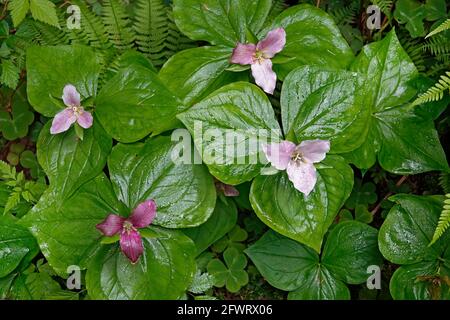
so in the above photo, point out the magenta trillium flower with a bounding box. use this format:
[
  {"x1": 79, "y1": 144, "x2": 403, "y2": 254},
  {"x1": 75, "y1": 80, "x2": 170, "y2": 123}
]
[
  {"x1": 230, "y1": 28, "x2": 286, "y2": 94},
  {"x1": 96, "y1": 200, "x2": 157, "y2": 264},
  {"x1": 263, "y1": 140, "x2": 331, "y2": 196},
  {"x1": 50, "y1": 84, "x2": 93, "y2": 134},
  {"x1": 215, "y1": 180, "x2": 240, "y2": 197}
]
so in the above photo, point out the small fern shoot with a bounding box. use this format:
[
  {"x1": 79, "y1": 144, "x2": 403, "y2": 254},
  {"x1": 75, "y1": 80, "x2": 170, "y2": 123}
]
[
  {"x1": 426, "y1": 19, "x2": 450, "y2": 39},
  {"x1": 430, "y1": 194, "x2": 450, "y2": 246},
  {"x1": 412, "y1": 71, "x2": 450, "y2": 106}
]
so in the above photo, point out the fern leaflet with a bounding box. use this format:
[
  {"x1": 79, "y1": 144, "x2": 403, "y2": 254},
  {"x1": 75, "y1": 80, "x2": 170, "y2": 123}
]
[
  {"x1": 412, "y1": 71, "x2": 450, "y2": 105},
  {"x1": 426, "y1": 18, "x2": 450, "y2": 39},
  {"x1": 430, "y1": 194, "x2": 450, "y2": 245},
  {"x1": 102, "y1": 0, "x2": 135, "y2": 50}
]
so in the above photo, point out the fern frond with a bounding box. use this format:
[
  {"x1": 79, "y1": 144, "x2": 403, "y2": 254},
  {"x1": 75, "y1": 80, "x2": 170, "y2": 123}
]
[
  {"x1": 426, "y1": 19, "x2": 450, "y2": 39},
  {"x1": 422, "y1": 35, "x2": 450, "y2": 57},
  {"x1": 440, "y1": 173, "x2": 450, "y2": 194},
  {"x1": 133, "y1": 0, "x2": 168, "y2": 67},
  {"x1": 412, "y1": 71, "x2": 450, "y2": 105},
  {"x1": 399, "y1": 37, "x2": 426, "y2": 73},
  {"x1": 430, "y1": 194, "x2": 450, "y2": 245},
  {"x1": 25, "y1": 20, "x2": 68, "y2": 46},
  {"x1": 371, "y1": 0, "x2": 394, "y2": 17},
  {"x1": 330, "y1": 2, "x2": 359, "y2": 25},
  {"x1": 67, "y1": 1, "x2": 111, "y2": 51},
  {"x1": 265, "y1": 0, "x2": 288, "y2": 25},
  {"x1": 426, "y1": 62, "x2": 449, "y2": 77},
  {"x1": 102, "y1": 0, "x2": 135, "y2": 50},
  {"x1": 164, "y1": 7, "x2": 195, "y2": 62}
]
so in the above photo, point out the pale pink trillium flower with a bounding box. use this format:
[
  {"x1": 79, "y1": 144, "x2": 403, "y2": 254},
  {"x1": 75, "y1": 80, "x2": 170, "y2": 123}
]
[
  {"x1": 215, "y1": 179, "x2": 240, "y2": 197},
  {"x1": 50, "y1": 84, "x2": 93, "y2": 134},
  {"x1": 230, "y1": 28, "x2": 286, "y2": 94},
  {"x1": 96, "y1": 200, "x2": 157, "y2": 264},
  {"x1": 263, "y1": 140, "x2": 331, "y2": 196}
]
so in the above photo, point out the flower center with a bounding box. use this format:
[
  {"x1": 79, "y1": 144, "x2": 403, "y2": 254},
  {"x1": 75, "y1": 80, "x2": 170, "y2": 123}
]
[
  {"x1": 290, "y1": 148, "x2": 305, "y2": 164},
  {"x1": 254, "y1": 50, "x2": 266, "y2": 63},
  {"x1": 72, "y1": 106, "x2": 83, "y2": 117},
  {"x1": 122, "y1": 221, "x2": 135, "y2": 234}
]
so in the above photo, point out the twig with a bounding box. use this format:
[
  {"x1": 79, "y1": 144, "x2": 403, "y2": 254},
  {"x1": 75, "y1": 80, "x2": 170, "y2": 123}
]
[
  {"x1": 0, "y1": 0, "x2": 9, "y2": 21},
  {"x1": 316, "y1": 0, "x2": 321, "y2": 8},
  {"x1": 371, "y1": 175, "x2": 408, "y2": 215}
]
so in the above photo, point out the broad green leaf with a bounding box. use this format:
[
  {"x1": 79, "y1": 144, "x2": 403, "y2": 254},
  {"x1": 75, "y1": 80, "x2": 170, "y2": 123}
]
[
  {"x1": 20, "y1": 174, "x2": 124, "y2": 276},
  {"x1": 344, "y1": 30, "x2": 448, "y2": 173},
  {"x1": 37, "y1": 121, "x2": 112, "y2": 200},
  {"x1": 394, "y1": 0, "x2": 426, "y2": 38},
  {"x1": 379, "y1": 194, "x2": 448, "y2": 265},
  {"x1": 173, "y1": 0, "x2": 272, "y2": 47},
  {"x1": 0, "y1": 93, "x2": 34, "y2": 140},
  {"x1": 184, "y1": 199, "x2": 238, "y2": 255},
  {"x1": 108, "y1": 136, "x2": 216, "y2": 228},
  {"x1": 159, "y1": 46, "x2": 245, "y2": 106},
  {"x1": 322, "y1": 221, "x2": 382, "y2": 284},
  {"x1": 178, "y1": 82, "x2": 282, "y2": 185},
  {"x1": 0, "y1": 273, "x2": 16, "y2": 299},
  {"x1": 246, "y1": 230, "x2": 351, "y2": 300},
  {"x1": 245, "y1": 230, "x2": 319, "y2": 291},
  {"x1": 281, "y1": 66, "x2": 368, "y2": 153},
  {"x1": 351, "y1": 29, "x2": 418, "y2": 112},
  {"x1": 389, "y1": 261, "x2": 450, "y2": 300},
  {"x1": 262, "y1": 4, "x2": 354, "y2": 79},
  {"x1": 250, "y1": 155, "x2": 353, "y2": 252},
  {"x1": 0, "y1": 59, "x2": 20, "y2": 88},
  {"x1": 376, "y1": 106, "x2": 448, "y2": 174},
  {"x1": 8, "y1": 0, "x2": 29, "y2": 27},
  {"x1": 287, "y1": 267, "x2": 350, "y2": 300},
  {"x1": 27, "y1": 45, "x2": 102, "y2": 116},
  {"x1": 96, "y1": 65, "x2": 185, "y2": 143},
  {"x1": 0, "y1": 216, "x2": 39, "y2": 278},
  {"x1": 424, "y1": 0, "x2": 447, "y2": 21},
  {"x1": 29, "y1": 0, "x2": 59, "y2": 28},
  {"x1": 86, "y1": 227, "x2": 196, "y2": 300},
  {"x1": 207, "y1": 247, "x2": 248, "y2": 293},
  {"x1": 10, "y1": 272, "x2": 78, "y2": 300}
]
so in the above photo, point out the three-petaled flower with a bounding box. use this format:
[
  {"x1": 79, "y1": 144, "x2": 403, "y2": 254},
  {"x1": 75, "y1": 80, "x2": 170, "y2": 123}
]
[
  {"x1": 263, "y1": 140, "x2": 330, "y2": 196},
  {"x1": 50, "y1": 84, "x2": 93, "y2": 134},
  {"x1": 96, "y1": 200, "x2": 157, "y2": 264},
  {"x1": 230, "y1": 28, "x2": 286, "y2": 94}
]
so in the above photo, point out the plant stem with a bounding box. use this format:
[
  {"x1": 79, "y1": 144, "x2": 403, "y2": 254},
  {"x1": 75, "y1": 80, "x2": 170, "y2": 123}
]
[{"x1": 371, "y1": 175, "x2": 408, "y2": 215}]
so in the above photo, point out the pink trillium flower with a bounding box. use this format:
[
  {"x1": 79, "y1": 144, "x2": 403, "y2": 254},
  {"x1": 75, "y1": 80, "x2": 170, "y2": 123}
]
[
  {"x1": 263, "y1": 140, "x2": 331, "y2": 196},
  {"x1": 50, "y1": 84, "x2": 93, "y2": 134},
  {"x1": 96, "y1": 200, "x2": 157, "y2": 264},
  {"x1": 230, "y1": 28, "x2": 286, "y2": 94},
  {"x1": 215, "y1": 180, "x2": 240, "y2": 197}
]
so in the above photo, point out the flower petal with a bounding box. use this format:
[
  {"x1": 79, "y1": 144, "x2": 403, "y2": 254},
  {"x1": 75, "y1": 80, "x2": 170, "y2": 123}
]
[
  {"x1": 120, "y1": 229, "x2": 144, "y2": 264},
  {"x1": 263, "y1": 140, "x2": 296, "y2": 170},
  {"x1": 223, "y1": 184, "x2": 240, "y2": 197},
  {"x1": 299, "y1": 140, "x2": 330, "y2": 163},
  {"x1": 77, "y1": 109, "x2": 94, "y2": 129},
  {"x1": 286, "y1": 161, "x2": 317, "y2": 196},
  {"x1": 129, "y1": 200, "x2": 157, "y2": 228},
  {"x1": 251, "y1": 59, "x2": 277, "y2": 94},
  {"x1": 50, "y1": 108, "x2": 77, "y2": 134},
  {"x1": 96, "y1": 214, "x2": 125, "y2": 236},
  {"x1": 257, "y1": 28, "x2": 286, "y2": 58},
  {"x1": 230, "y1": 43, "x2": 256, "y2": 65},
  {"x1": 62, "y1": 84, "x2": 81, "y2": 107},
  {"x1": 215, "y1": 181, "x2": 240, "y2": 197}
]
